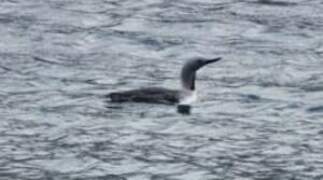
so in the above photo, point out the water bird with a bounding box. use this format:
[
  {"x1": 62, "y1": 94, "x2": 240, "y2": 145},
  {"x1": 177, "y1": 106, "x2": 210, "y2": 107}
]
[{"x1": 106, "y1": 57, "x2": 222, "y2": 106}]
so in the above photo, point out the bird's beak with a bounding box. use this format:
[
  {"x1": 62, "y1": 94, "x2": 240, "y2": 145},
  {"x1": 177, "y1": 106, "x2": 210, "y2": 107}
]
[{"x1": 204, "y1": 57, "x2": 222, "y2": 65}]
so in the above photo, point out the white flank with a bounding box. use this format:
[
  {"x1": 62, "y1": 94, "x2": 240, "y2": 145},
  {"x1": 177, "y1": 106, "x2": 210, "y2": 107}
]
[{"x1": 179, "y1": 90, "x2": 197, "y2": 105}]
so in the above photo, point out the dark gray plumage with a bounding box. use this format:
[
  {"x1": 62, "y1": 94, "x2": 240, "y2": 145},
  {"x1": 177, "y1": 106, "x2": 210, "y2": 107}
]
[
  {"x1": 108, "y1": 87, "x2": 180, "y2": 105},
  {"x1": 107, "y1": 57, "x2": 222, "y2": 105}
]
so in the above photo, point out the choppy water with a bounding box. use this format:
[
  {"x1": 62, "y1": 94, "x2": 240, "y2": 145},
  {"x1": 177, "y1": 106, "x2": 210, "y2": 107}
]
[{"x1": 1, "y1": 0, "x2": 323, "y2": 179}]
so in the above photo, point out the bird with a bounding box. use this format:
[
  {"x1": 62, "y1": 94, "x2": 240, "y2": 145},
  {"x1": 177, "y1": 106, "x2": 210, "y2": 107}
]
[{"x1": 106, "y1": 57, "x2": 222, "y2": 105}]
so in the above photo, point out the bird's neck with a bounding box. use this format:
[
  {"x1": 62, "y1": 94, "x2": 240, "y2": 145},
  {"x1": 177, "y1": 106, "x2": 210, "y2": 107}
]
[
  {"x1": 180, "y1": 72, "x2": 197, "y2": 105},
  {"x1": 181, "y1": 72, "x2": 196, "y2": 91}
]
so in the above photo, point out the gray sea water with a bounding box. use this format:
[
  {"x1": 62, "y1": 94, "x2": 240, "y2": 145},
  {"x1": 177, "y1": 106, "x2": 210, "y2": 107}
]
[{"x1": 1, "y1": 0, "x2": 323, "y2": 179}]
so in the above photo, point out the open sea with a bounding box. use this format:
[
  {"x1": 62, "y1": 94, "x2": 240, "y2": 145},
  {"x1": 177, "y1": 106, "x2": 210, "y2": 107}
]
[{"x1": 1, "y1": 0, "x2": 323, "y2": 179}]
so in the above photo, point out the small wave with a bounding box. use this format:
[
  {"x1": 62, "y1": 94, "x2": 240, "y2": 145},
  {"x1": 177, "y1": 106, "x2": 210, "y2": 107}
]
[
  {"x1": 255, "y1": 0, "x2": 297, "y2": 6},
  {"x1": 307, "y1": 106, "x2": 323, "y2": 113}
]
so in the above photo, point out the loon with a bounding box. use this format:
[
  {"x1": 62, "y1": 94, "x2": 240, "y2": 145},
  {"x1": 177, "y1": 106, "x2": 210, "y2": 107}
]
[{"x1": 107, "y1": 57, "x2": 222, "y2": 105}]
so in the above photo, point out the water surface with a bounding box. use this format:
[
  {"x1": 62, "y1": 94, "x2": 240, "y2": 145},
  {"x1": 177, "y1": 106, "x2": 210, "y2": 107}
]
[{"x1": 1, "y1": 0, "x2": 323, "y2": 179}]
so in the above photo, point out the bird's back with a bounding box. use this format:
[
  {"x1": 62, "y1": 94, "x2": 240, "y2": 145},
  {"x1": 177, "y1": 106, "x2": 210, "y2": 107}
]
[{"x1": 107, "y1": 87, "x2": 180, "y2": 105}]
